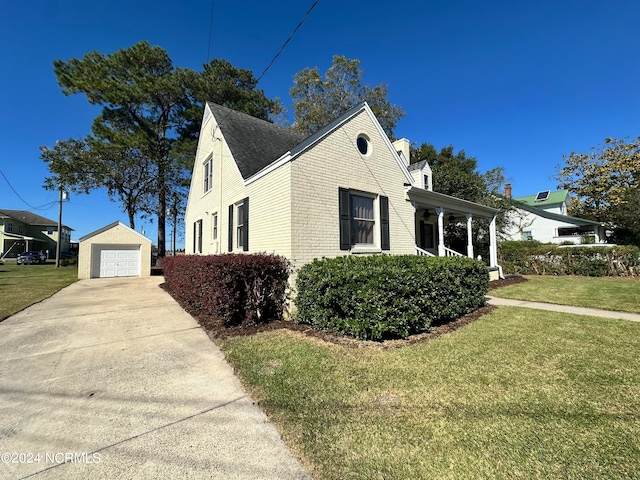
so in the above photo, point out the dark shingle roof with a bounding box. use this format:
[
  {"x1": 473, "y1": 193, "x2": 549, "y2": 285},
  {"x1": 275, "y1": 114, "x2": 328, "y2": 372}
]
[
  {"x1": 0, "y1": 210, "x2": 60, "y2": 227},
  {"x1": 407, "y1": 160, "x2": 429, "y2": 171},
  {"x1": 208, "y1": 103, "x2": 307, "y2": 179}
]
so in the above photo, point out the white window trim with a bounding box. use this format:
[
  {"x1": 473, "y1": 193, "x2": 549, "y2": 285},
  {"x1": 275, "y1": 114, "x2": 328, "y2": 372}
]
[
  {"x1": 211, "y1": 212, "x2": 218, "y2": 241},
  {"x1": 236, "y1": 201, "x2": 245, "y2": 250},
  {"x1": 194, "y1": 219, "x2": 203, "y2": 254},
  {"x1": 350, "y1": 191, "x2": 379, "y2": 250},
  {"x1": 203, "y1": 157, "x2": 213, "y2": 194}
]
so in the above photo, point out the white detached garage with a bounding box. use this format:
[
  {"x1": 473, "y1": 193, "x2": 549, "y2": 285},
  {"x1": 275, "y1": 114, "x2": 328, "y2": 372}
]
[{"x1": 78, "y1": 221, "x2": 152, "y2": 279}]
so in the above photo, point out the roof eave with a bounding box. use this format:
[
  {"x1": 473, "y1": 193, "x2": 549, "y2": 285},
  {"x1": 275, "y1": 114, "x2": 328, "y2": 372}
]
[{"x1": 407, "y1": 187, "x2": 499, "y2": 217}]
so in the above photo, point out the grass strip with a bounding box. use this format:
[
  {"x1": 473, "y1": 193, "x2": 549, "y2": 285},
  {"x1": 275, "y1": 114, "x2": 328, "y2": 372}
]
[
  {"x1": 490, "y1": 275, "x2": 640, "y2": 313},
  {"x1": 0, "y1": 263, "x2": 78, "y2": 320}
]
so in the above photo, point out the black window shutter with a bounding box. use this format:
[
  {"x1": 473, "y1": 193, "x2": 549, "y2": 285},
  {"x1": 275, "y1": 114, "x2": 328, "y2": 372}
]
[
  {"x1": 228, "y1": 204, "x2": 234, "y2": 252},
  {"x1": 339, "y1": 187, "x2": 351, "y2": 250},
  {"x1": 380, "y1": 195, "x2": 390, "y2": 250},
  {"x1": 242, "y1": 197, "x2": 249, "y2": 252}
]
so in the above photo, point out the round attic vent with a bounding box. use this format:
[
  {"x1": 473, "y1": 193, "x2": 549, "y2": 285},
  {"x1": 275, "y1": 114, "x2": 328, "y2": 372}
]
[{"x1": 357, "y1": 135, "x2": 370, "y2": 156}]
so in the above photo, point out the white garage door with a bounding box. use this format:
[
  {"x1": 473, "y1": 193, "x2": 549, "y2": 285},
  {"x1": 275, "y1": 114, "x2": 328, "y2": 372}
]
[{"x1": 98, "y1": 246, "x2": 141, "y2": 278}]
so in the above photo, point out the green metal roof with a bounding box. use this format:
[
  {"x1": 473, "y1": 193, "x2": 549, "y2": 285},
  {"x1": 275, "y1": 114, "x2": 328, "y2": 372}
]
[{"x1": 513, "y1": 189, "x2": 569, "y2": 207}]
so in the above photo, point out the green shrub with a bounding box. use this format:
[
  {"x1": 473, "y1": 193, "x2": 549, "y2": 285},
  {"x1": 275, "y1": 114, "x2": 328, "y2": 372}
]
[
  {"x1": 498, "y1": 241, "x2": 640, "y2": 277},
  {"x1": 581, "y1": 234, "x2": 596, "y2": 244},
  {"x1": 294, "y1": 255, "x2": 488, "y2": 341}
]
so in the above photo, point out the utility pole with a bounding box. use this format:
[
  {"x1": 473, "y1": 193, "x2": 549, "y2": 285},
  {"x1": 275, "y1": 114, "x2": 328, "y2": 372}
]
[
  {"x1": 55, "y1": 188, "x2": 68, "y2": 268},
  {"x1": 55, "y1": 188, "x2": 63, "y2": 268}
]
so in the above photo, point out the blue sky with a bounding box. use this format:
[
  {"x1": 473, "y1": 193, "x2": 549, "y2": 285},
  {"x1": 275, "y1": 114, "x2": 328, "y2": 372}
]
[{"x1": 2, "y1": 0, "x2": 639, "y2": 247}]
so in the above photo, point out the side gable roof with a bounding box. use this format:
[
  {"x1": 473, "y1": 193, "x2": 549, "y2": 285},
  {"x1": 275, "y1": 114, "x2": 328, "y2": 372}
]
[
  {"x1": 0, "y1": 209, "x2": 73, "y2": 230},
  {"x1": 207, "y1": 103, "x2": 307, "y2": 179},
  {"x1": 278, "y1": 102, "x2": 414, "y2": 184},
  {"x1": 207, "y1": 101, "x2": 415, "y2": 186},
  {"x1": 514, "y1": 190, "x2": 569, "y2": 207}
]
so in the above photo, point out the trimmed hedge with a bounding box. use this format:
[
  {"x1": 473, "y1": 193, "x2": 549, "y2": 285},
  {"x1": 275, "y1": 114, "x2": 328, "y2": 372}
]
[
  {"x1": 499, "y1": 241, "x2": 640, "y2": 277},
  {"x1": 163, "y1": 254, "x2": 291, "y2": 327},
  {"x1": 294, "y1": 255, "x2": 489, "y2": 341}
]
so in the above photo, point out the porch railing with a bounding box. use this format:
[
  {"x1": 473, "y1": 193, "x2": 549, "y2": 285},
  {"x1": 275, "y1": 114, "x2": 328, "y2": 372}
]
[
  {"x1": 443, "y1": 247, "x2": 465, "y2": 257},
  {"x1": 415, "y1": 246, "x2": 435, "y2": 257}
]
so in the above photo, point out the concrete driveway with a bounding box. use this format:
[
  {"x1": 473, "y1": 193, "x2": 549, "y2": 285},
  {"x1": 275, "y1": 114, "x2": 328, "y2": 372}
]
[{"x1": 0, "y1": 277, "x2": 311, "y2": 479}]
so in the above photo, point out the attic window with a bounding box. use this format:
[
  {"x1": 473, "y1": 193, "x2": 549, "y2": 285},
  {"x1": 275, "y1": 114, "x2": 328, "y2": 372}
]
[
  {"x1": 535, "y1": 191, "x2": 550, "y2": 202},
  {"x1": 356, "y1": 135, "x2": 370, "y2": 156}
]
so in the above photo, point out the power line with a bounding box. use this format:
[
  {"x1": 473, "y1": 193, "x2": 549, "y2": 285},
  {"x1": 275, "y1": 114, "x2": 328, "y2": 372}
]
[
  {"x1": 211, "y1": 0, "x2": 320, "y2": 132},
  {"x1": 0, "y1": 169, "x2": 42, "y2": 210},
  {"x1": 255, "y1": 0, "x2": 320, "y2": 84}
]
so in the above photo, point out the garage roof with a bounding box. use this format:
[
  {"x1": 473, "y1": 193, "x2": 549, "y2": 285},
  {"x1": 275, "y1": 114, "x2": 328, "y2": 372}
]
[{"x1": 79, "y1": 221, "x2": 151, "y2": 243}]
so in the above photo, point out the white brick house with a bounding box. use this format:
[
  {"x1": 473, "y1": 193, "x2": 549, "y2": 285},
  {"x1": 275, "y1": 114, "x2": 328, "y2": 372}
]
[
  {"x1": 184, "y1": 102, "x2": 502, "y2": 278},
  {"x1": 503, "y1": 188, "x2": 606, "y2": 244}
]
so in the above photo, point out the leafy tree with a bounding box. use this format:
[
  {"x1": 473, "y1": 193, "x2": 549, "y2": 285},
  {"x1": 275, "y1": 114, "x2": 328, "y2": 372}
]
[
  {"x1": 290, "y1": 55, "x2": 405, "y2": 139},
  {"x1": 555, "y1": 136, "x2": 640, "y2": 245},
  {"x1": 46, "y1": 41, "x2": 281, "y2": 259},
  {"x1": 411, "y1": 143, "x2": 485, "y2": 201},
  {"x1": 41, "y1": 139, "x2": 156, "y2": 229}
]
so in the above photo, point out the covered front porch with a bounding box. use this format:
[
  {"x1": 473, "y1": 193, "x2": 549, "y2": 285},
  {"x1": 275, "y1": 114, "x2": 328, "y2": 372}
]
[
  {"x1": 1, "y1": 233, "x2": 47, "y2": 259},
  {"x1": 407, "y1": 187, "x2": 503, "y2": 279}
]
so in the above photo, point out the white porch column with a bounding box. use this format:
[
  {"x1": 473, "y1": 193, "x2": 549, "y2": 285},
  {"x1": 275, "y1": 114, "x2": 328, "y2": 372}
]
[
  {"x1": 489, "y1": 214, "x2": 498, "y2": 267},
  {"x1": 436, "y1": 207, "x2": 445, "y2": 257},
  {"x1": 466, "y1": 213, "x2": 474, "y2": 259}
]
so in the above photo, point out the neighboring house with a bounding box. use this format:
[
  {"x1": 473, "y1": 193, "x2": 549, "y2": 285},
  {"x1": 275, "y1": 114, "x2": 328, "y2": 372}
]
[
  {"x1": 0, "y1": 210, "x2": 73, "y2": 259},
  {"x1": 503, "y1": 187, "x2": 606, "y2": 244},
  {"x1": 184, "y1": 102, "x2": 502, "y2": 279}
]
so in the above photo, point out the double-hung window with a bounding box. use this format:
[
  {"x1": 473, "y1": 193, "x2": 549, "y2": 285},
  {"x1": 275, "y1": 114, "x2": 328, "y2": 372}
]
[
  {"x1": 228, "y1": 197, "x2": 249, "y2": 252},
  {"x1": 339, "y1": 188, "x2": 390, "y2": 251},
  {"x1": 203, "y1": 158, "x2": 213, "y2": 193},
  {"x1": 211, "y1": 213, "x2": 218, "y2": 240},
  {"x1": 193, "y1": 219, "x2": 203, "y2": 253},
  {"x1": 236, "y1": 202, "x2": 246, "y2": 249},
  {"x1": 350, "y1": 194, "x2": 375, "y2": 245}
]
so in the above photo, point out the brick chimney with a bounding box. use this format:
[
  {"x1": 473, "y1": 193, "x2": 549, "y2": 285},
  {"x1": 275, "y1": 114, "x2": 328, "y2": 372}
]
[{"x1": 505, "y1": 183, "x2": 512, "y2": 198}]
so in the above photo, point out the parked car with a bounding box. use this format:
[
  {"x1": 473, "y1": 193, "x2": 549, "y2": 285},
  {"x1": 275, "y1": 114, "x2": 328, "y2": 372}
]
[{"x1": 17, "y1": 251, "x2": 46, "y2": 265}]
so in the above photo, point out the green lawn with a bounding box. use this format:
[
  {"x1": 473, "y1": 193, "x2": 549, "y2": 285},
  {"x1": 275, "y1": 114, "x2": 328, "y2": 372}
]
[
  {"x1": 221, "y1": 307, "x2": 640, "y2": 479},
  {"x1": 0, "y1": 262, "x2": 78, "y2": 320},
  {"x1": 490, "y1": 275, "x2": 640, "y2": 313}
]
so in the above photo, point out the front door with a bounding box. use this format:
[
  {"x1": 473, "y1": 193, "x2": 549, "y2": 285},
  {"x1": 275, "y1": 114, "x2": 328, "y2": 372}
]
[{"x1": 419, "y1": 221, "x2": 435, "y2": 250}]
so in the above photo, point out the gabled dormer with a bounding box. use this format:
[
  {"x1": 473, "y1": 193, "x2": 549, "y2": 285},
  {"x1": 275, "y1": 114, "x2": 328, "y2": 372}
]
[{"x1": 406, "y1": 159, "x2": 433, "y2": 191}]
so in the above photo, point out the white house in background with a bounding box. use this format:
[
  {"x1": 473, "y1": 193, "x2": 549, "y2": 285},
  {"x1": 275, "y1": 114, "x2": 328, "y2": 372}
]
[
  {"x1": 504, "y1": 187, "x2": 606, "y2": 244},
  {"x1": 184, "y1": 102, "x2": 503, "y2": 279}
]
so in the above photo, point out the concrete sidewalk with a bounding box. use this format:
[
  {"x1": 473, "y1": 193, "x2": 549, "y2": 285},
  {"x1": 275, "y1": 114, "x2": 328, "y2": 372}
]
[
  {"x1": 487, "y1": 295, "x2": 640, "y2": 322},
  {"x1": 0, "y1": 276, "x2": 311, "y2": 480}
]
